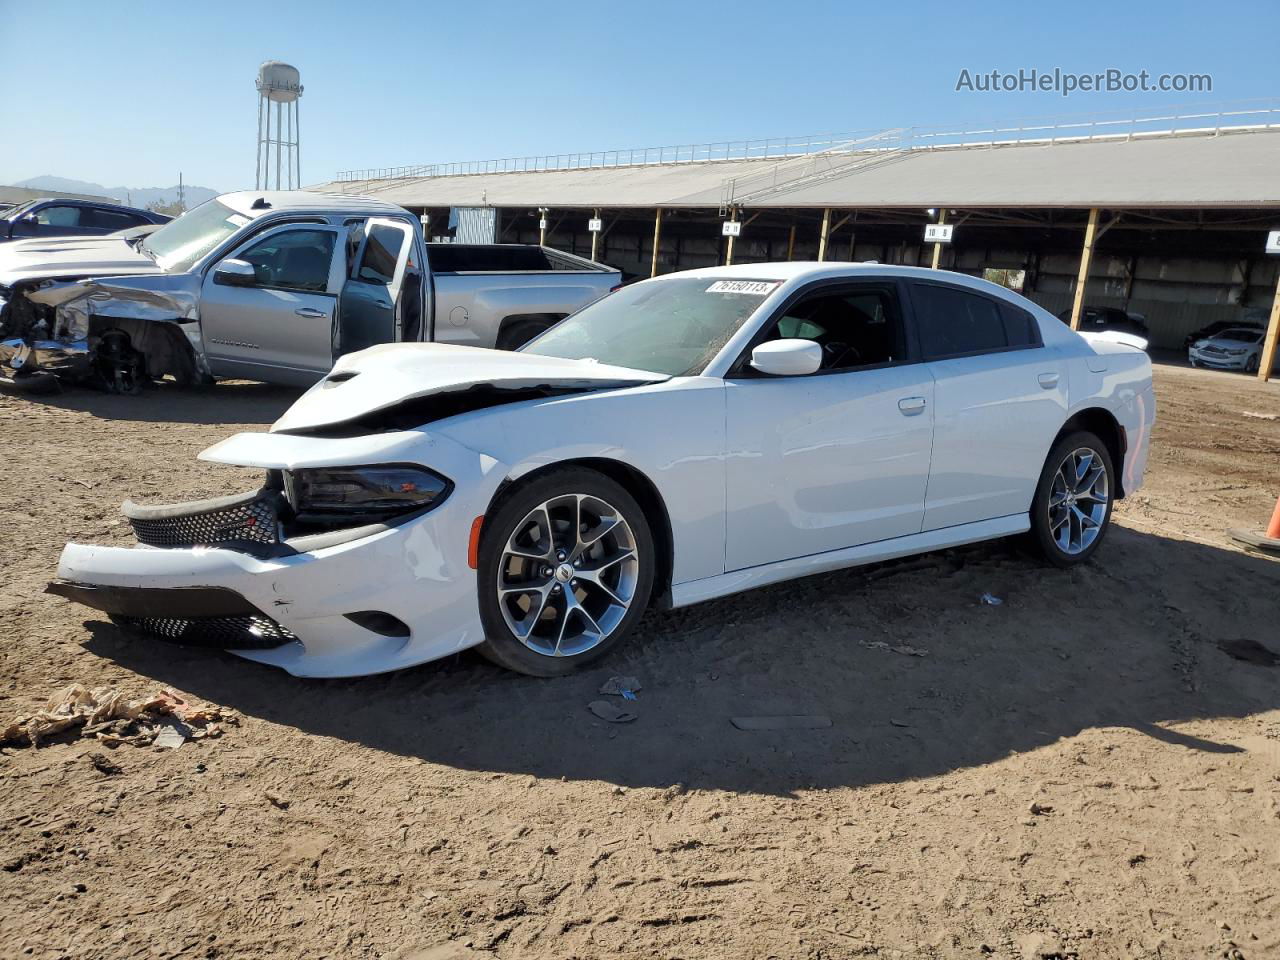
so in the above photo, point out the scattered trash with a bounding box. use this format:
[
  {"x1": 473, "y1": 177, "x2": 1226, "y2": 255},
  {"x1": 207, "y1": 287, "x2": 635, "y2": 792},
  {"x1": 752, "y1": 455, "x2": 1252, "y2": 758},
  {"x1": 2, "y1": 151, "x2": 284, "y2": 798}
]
[
  {"x1": 87, "y1": 753, "x2": 123, "y2": 776},
  {"x1": 0, "y1": 683, "x2": 237, "y2": 748},
  {"x1": 889, "y1": 718, "x2": 912, "y2": 728},
  {"x1": 152, "y1": 719, "x2": 191, "y2": 750},
  {"x1": 264, "y1": 790, "x2": 291, "y2": 810},
  {"x1": 980, "y1": 592, "x2": 1004, "y2": 606},
  {"x1": 588, "y1": 700, "x2": 637, "y2": 723},
  {"x1": 1029, "y1": 801, "x2": 1053, "y2": 816},
  {"x1": 598, "y1": 675, "x2": 642, "y2": 698},
  {"x1": 1241, "y1": 410, "x2": 1279, "y2": 421},
  {"x1": 730, "y1": 715, "x2": 832, "y2": 731},
  {"x1": 1217, "y1": 637, "x2": 1280, "y2": 667}
]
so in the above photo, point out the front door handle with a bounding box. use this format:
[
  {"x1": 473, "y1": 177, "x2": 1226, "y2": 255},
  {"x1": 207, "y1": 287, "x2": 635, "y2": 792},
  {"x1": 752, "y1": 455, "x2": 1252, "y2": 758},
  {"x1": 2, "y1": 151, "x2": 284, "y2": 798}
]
[
  {"x1": 295, "y1": 307, "x2": 326, "y2": 318},
  {"x1": 1037, "y1": 372, "x2": 1060, "y2": 389},
  {"x1": 898, "y1": 396, "x2": 927, "y2": 415}
]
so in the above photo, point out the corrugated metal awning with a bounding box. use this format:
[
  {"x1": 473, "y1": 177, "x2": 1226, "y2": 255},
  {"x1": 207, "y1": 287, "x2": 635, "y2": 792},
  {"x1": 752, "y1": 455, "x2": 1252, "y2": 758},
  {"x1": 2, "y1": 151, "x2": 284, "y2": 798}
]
[{"x1": 311, "y1": 128, "x2": 1280, "y2": 211}]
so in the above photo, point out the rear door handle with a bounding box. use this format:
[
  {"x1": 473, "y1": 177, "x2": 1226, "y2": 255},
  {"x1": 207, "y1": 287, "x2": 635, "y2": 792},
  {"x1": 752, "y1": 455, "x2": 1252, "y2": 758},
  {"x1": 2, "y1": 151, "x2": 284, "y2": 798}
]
[
  {"x1": 1037, "y1": 372, "x2": 1060, "y2": 389},
  {"x1": 295, "y1": 307, "x2": 326, "y2": 318},
  {"x1": 898, "y1": 396, "x2": 927, "y2": 415}
]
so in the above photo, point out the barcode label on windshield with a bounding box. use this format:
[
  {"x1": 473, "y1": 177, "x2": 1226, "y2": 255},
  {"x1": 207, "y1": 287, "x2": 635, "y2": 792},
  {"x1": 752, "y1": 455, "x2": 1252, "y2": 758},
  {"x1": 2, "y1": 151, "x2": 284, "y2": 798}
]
[{"x1": 706, "y1": 280, "x2": 780, "y2": 295}]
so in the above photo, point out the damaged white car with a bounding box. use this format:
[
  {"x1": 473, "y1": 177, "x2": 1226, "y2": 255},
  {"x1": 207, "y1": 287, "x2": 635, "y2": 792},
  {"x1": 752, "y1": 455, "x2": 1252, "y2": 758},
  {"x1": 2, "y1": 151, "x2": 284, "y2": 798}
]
[{"x1": 49, "y1": 264, "x2": 1155, "y2": 677}]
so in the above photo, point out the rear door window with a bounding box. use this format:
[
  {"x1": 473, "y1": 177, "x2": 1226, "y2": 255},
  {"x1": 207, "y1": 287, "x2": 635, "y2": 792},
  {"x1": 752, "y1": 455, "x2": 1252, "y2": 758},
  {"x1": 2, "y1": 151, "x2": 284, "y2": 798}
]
[
  {"x1": 87, "y1": 208, "x2": 147, "y2": 231},
  {"x1": 909, "y1": 282, "x2": 1016, "y2": 359},
  {"x1": 354, "y1": 224, "x2": 406, "y2": 284}
]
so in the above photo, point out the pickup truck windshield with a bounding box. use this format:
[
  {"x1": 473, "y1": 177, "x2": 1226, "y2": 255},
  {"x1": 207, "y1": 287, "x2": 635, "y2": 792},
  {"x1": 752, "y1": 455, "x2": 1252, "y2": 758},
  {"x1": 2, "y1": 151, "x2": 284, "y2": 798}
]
[
  {"x1": 140, "y1": 199, "x2": 250, "y2": 272},
  {"x1": 521, "y1": 277, "x2": 778, "y2": 376}
]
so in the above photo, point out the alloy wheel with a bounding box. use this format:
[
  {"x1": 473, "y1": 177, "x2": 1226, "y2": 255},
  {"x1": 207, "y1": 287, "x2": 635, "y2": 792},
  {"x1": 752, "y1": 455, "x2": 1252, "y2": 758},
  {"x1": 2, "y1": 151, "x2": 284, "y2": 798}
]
[
  {"x1": 1047, "y1": 447, "x2": 1110, "y2": 555},
  {"x1": 496, "y1": 493, "x2": 640, "y2": 657}
]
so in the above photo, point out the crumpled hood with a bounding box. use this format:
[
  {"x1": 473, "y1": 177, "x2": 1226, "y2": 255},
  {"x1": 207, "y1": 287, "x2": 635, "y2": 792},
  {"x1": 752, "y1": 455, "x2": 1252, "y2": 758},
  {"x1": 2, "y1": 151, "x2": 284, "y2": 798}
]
[
  {"x1": 270, "y1": 342, "x2": 668, "y2": 434},
  {"x1": 0, "y1": 235, "x2": 161, "y2": 285}
]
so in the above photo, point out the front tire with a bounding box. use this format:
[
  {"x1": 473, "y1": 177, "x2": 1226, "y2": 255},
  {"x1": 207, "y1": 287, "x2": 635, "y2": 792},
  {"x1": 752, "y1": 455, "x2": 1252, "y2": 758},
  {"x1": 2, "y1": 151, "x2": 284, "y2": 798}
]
[
  {"x1": 476, "y1": 468, "x2": 655, "y2": 676},
  {"x1": 1028, "y1": 431, "x2": 1115, "y2": 568}
]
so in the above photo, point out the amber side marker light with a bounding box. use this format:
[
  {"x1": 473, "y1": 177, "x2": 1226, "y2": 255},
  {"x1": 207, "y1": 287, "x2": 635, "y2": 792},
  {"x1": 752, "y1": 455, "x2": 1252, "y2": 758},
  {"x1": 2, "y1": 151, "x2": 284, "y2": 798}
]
[{"x1": 467, "y1": 516, "x2": 484, "y2": 569}]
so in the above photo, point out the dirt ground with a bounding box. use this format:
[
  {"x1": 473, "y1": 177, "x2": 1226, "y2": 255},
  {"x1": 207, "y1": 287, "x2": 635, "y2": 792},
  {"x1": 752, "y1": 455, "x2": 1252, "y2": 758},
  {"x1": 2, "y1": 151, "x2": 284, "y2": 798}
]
[{"x1": 1, "y1": 362, "x2": 1278, "y2": 960}]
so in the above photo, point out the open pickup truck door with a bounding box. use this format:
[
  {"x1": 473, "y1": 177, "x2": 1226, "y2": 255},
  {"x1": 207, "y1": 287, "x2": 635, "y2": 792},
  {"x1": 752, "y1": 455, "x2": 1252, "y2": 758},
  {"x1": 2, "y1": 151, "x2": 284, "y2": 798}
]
[{"x1": 338, "y1": 218, "x2": 422, "y2": 358}]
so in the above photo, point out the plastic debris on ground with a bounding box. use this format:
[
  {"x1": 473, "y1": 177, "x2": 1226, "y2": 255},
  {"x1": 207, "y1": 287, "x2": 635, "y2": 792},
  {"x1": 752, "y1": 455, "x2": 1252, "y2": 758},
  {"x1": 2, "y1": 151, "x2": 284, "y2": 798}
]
[
  {"x1": 860, "y1": 639, "x2": 929, "y2": 657},
  {"x1": 588, "y1": 700, "x2": 637, "y2": 723},
  {"x1": 0, "y1": 683, "x2": 237, "y2": 748},
  {"x1": 598, "y1": 675, "x2": 642, "y2": 699},
  {"x1": 980, "y1": 592, "x2": 1004, "y2": 606}
]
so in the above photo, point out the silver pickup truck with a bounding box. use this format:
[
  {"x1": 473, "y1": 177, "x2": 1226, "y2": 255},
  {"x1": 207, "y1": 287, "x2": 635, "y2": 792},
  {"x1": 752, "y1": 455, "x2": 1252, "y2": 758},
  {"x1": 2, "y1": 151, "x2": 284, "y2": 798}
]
[{"x1": 0, "y1": 191, "x2": 619, "y2": 392}]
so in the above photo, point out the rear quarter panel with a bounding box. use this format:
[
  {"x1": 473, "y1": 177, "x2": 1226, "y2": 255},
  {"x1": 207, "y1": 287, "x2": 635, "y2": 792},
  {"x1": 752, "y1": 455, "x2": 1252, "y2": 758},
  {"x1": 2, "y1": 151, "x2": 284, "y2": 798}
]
[{"x1": 1065, "y1": 343, "x2": 1155, "y2": 496}]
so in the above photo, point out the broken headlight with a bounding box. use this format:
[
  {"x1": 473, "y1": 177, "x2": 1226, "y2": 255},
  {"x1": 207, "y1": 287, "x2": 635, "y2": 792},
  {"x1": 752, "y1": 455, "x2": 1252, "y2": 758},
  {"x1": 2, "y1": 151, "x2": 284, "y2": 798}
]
[{"x1": 284, "y1": 465, "x2": 451, "y2": 524}]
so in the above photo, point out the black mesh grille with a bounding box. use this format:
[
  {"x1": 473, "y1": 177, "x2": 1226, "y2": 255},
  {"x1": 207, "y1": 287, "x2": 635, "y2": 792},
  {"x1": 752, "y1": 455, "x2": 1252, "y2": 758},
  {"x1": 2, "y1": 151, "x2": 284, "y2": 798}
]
[
  {"x1": 111, "y1": 613, "x2": 296, "y2": 650},
  {"x1": 128, "y1": 494, "x2": 280, "y2": 549}
]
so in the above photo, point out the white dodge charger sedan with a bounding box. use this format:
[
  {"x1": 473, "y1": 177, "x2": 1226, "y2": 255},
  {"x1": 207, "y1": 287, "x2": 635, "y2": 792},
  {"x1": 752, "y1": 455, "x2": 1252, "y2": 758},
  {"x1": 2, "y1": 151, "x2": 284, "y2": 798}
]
[{"x1": 50, "y1": 264, "x2": 1155, "y2": 677}]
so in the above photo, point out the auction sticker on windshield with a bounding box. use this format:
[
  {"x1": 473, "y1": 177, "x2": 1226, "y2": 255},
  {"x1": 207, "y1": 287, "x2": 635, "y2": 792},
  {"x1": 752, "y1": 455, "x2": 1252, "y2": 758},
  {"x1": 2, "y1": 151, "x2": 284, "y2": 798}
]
[{"x1": 706, "y1": 280, "x2": 781, "y2": 295}]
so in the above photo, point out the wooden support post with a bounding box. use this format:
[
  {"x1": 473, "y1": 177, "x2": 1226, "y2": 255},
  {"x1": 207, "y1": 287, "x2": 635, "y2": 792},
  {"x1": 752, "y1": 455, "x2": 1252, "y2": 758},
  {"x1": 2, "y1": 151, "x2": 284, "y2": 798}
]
[
  {"x1": 590, "y1": 208, "x2": 600, "y2": 262},
  {"x1": 786, "y1": 223, "x2": 796, "y2": 261},
  {"x1": 539, "y1": 207, "x2": 547, "y2": 246},
  {"x1": 1259, "y1": 269, "x2": 1280, "y2": 382},
  {"x1": 1069, "y1": 207, "x2": 1101, "y2": 330},
  {"x1": 817, "y1": 208, "x2": 831, "y2": 262},
  {"x1": 725, "y1": 207, "x2": 737, "y2": 266},
  {"x1": 930, "y1": 209, "x2": 947, "y2": 270},
  {"x1": 650, "y1": 208, "x2": 663, "y2": 277}
]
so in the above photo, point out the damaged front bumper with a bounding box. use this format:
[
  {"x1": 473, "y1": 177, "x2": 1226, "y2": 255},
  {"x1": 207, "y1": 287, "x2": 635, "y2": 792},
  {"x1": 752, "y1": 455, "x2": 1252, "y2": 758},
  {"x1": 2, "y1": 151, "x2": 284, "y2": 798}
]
[
  {"x1": 1, "y1": 336, "x2": 92, "y2": 379},
  {"x1": 50, "y1": 429, "x2": 507, "y2": 678}
]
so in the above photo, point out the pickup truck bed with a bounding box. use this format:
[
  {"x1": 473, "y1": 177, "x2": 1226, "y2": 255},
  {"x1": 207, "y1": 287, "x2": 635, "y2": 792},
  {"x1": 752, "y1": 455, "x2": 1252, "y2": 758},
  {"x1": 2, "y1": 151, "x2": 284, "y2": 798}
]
[{"x1": 427, "y1": 245, "x2": 618, "y2": 351}]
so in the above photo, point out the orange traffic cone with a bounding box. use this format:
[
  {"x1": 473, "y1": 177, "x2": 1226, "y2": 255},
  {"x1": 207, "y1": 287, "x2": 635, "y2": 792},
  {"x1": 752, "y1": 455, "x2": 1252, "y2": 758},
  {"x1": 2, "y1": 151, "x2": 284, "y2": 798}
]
[{"x1": 1230, "y1": 494, "x2": 1280, "y2": 553}]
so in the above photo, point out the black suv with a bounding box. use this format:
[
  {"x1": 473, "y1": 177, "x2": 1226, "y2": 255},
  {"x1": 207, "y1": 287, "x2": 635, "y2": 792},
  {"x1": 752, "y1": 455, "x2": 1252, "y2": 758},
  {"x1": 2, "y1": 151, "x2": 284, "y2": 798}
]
[{"x1": 0, "y1": 198, "x2": 171, "y2": 242}]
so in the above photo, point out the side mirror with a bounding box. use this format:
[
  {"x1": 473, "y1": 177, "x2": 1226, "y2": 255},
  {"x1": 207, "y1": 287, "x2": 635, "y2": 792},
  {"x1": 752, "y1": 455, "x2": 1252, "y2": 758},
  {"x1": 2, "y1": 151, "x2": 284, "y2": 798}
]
[
  {"x1": 213, "y1": 258, "x2": 256, "y2": 287},
  {"x1": 749, "y1": 339, "x2": 822, "y2": 377}
]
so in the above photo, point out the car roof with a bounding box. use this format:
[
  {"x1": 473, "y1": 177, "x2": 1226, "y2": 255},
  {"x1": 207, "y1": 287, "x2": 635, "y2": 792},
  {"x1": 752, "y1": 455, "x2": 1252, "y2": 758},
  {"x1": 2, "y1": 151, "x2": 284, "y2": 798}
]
[
  {"x1": 25, "y1": 196, "x2": 157, "y2": 215},
  {"x1": 218, "y1": 190, "x2": 408, "y2": 219}
]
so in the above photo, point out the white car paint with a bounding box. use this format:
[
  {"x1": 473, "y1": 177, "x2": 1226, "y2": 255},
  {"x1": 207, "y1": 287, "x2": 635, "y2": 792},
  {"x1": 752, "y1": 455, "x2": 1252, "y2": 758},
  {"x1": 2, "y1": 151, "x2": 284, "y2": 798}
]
[
  {"x1": 53, "y1": 262, "x2": 1155, "y2": 677},
  {"x1": 1187, "y1": 327, "x2": 1271, "y2": 372}
]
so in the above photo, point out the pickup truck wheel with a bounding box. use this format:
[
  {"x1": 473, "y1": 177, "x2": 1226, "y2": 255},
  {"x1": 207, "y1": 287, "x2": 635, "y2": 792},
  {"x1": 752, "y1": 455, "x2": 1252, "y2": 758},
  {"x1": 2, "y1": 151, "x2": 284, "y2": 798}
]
[
  {"x1": 476, "y1": 468, "x2": 655, "y2": 677},
  {"x1": 496, "y1": 318, "x2": 551, "y2": 352},
  {"x1": 1028, "y1": 431, "x2": 1115, "y2": 568}
]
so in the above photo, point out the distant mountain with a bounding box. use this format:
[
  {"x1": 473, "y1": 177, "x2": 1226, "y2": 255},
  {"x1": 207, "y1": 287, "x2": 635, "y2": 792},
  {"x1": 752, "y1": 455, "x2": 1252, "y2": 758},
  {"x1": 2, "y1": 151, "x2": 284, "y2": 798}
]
[{"x1": 14, "y1": 176, "x2": 220, "y2": 211}]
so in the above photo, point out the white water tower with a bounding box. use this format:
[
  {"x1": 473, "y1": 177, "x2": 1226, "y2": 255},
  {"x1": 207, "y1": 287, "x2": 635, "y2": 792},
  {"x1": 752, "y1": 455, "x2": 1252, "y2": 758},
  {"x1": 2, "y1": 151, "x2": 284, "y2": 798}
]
[{"x1": 255, "y1": 61, "x2": 303, "y2": 189}]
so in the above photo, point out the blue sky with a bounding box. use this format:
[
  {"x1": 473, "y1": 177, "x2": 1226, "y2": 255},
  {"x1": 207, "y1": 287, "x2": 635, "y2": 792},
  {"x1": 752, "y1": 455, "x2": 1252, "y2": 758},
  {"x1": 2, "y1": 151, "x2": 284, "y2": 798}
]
[{"x1": 3, "y1": 0, "x2": 1276, "y2": 191}]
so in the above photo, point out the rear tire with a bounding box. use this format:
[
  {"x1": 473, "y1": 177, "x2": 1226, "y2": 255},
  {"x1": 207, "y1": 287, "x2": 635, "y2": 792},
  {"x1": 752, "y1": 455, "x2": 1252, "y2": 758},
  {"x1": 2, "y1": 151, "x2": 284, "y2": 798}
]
[
  {"x1": 1028, "y1": 431, "x2": 1115, "y2": 568},
  {"x1": 476, "y1": 467, "x2": 655, "y2": 677}
]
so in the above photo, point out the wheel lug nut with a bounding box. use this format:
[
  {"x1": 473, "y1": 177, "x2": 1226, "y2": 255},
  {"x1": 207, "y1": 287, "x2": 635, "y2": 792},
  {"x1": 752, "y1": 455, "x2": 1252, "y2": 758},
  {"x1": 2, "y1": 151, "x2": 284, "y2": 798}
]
[
  {"x1": 556, "y1": 551, "x2": 566, "y2": 561},
  {"x1": 571, "y1": 579, "x2": 578, "y2": 587},
  {"x1": 552, "y1": 584, "x2": 561, "y2": 593}
]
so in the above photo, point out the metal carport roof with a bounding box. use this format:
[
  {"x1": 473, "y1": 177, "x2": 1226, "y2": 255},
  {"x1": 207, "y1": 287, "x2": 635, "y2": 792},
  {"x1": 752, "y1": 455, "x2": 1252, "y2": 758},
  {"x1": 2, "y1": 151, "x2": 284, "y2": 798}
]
[{"x1": 311, "y1": 128, "x2": 1280, "y2": 211}]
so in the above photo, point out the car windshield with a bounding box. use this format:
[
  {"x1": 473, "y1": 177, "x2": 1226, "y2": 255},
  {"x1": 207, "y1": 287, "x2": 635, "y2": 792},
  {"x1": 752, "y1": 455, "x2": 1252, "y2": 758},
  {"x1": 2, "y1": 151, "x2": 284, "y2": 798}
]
[
  {"x1": 140, "y1": 199, "x2": 251, "y2": 272},
  {"x1": 520, "y1": 276, "x2": 780, "y2": 376},
  {"x1": 1, "y1": 200, "x2": 35, "y2": 222}
]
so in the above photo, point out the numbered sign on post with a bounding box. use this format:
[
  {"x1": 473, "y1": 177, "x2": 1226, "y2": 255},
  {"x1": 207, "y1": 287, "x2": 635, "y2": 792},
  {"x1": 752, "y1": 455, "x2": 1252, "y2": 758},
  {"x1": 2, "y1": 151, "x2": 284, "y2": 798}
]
[
  {"x1": 722, "y1": 221, "x2": 742, "y2": 237},
  {"x1": 924, "y1": 224, "x2": 954, "y2": 244},
  {"x1": 1266, "y1": 229, "x2": 1280, "y2": 255},
  {"x1": 588, "y1": 218, "x2": 602, "y2": 233}
]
